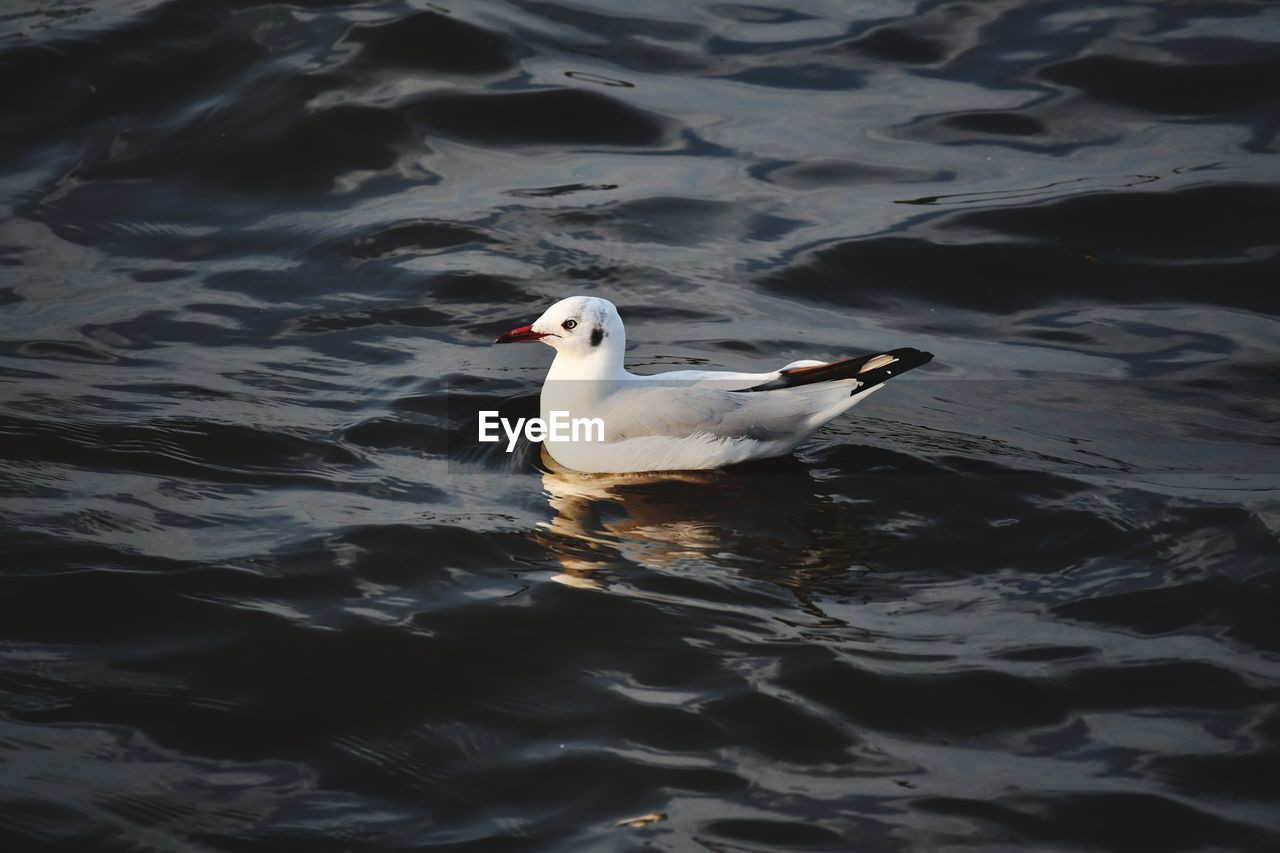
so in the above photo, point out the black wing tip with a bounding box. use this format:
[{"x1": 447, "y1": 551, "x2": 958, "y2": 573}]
[
  {"x1": 886, "y1": 347, "x2": 934, "y2": 369},
  {"x1": 853, "y1": 347, "x2": 934, "y2": 391},
  {"x1": 745, "y1": 347, "x2": 935, "y2": 393}
]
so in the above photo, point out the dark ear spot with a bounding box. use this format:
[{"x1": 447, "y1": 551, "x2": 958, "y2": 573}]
[{"x1": 590, "y1": 326, "x2": 604, "y2": 347}]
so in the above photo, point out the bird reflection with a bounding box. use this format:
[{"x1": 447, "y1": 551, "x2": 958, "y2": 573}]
[{"x1": 534, "y1": 445, "x2": 883, "y2": 593}]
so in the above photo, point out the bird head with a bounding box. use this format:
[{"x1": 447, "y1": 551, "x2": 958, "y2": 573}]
[{"x1": 495, "y1": 296, "x2": 625, "y2": 362}]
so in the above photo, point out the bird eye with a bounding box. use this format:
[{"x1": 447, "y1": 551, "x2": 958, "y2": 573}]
[{"x1": 562, "y1": 319, "x2": 578, "y2": 330}]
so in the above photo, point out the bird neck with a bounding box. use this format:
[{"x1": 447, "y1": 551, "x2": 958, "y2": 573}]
[{"x1": 546, "y1": 348, "x2": 629, "y2": 382}]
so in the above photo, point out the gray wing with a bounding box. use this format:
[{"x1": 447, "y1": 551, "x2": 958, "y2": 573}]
[
  {"x1": 597, "y1": 382, "x2": 854, "y2": 443},
  {"x1": 600, "y1": 349, "x2": 934, "y2": 441}
]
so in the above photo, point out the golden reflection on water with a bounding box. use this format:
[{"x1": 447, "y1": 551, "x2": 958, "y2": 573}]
[{"x1": 534, "y1": 445, "x2": 882, "y2": 593}]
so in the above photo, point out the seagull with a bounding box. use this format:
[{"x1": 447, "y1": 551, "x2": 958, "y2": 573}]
[{"x1": 495, "y1": 295, "x2": 932, "y2": 473}]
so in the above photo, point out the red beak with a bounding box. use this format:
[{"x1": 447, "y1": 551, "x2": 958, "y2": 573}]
[{"x1": 494, "y1": 324, "x2": 548, "y2": 344}]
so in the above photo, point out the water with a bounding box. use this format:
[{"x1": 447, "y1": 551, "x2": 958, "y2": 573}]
[{"x1": 2, "y1": 0, "x2": 1279, "y2": 849}]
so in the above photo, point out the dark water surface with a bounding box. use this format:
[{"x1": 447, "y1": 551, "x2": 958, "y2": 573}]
[{"x1": 3, "y1": 0, "x2": 1279, "y2": 849}]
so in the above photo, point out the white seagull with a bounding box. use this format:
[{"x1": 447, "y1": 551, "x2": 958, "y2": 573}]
[{"x1": 495, "y1": 295, "x2": 932, "y2": 473}]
